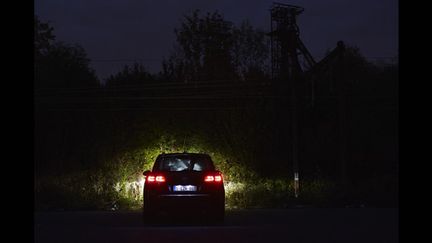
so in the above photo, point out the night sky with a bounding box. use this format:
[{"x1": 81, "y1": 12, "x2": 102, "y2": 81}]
[{"x1": 35, "y1": 0, "x2": 398, "y2": 82}]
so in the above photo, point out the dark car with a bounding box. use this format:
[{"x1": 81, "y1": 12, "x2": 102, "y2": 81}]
[{"x1": 142, "y1": 153, "x2": 225, "y2": 223}]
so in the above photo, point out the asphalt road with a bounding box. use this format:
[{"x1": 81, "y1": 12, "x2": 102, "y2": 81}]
[{"x1": 35, "y1": 208, "x2": 398, "y2": 243}]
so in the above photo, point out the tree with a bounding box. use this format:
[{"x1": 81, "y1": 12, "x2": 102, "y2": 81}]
[
  {"x1": 162, "y1": 10, "x2": 269, "y2": 83},
  {"x1": 105, "y1": 63, "x2": 154, "y2": 87},
  {"x1": 232, "y1": 21, "x2": 269, "y2": 82},
  {"x1": 34, "y1": 15, "x2": 55, "y2": 59},
  {"x1": 34, "y1": 15, "x2": 99, "y2": 89},
  {"x1": 162, "y1": 10, "x2": 236, "y2": 83},
  {"x1": 35, "y1": 16, "x2": 101, "y2": 174}
]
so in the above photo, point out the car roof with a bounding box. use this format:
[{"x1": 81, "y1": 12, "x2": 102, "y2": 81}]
[{"x1": 158, "y1": 152, "x2": 210, "y2": 157}]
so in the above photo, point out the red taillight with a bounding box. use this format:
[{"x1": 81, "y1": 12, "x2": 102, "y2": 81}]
[
  {"x1": 146, "y1": 174, "x2": 165, "y2": 183},
  {"x1": 204, "y1": 173, "x2": 223, "y2": 183}
]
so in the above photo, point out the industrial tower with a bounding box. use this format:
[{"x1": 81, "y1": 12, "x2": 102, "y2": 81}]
[
  {"x1": 268, "y1": 2, "x2": 317, "y2": 198},
  {"x1": 268, "y1": 2, "x2": 316, "y2": 82},
  {"x1": 268, "y1": 2, "x2": 349, "y2": 198}
]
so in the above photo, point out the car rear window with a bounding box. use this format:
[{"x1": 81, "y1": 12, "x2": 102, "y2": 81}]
[{"x1": 154, "y1": 155, "x2": 214, "y2": 172}]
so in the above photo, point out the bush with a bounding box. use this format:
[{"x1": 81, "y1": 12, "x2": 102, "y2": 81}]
[{"x1": 224, "y1": 178, "x2": 336, "y2": 209}]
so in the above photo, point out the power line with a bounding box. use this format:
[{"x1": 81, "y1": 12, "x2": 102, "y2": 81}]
[
  {"x1": 89, "y1": 56, "x2": 397, "y2": 62},
  {"x1": 34, "y1": 81, "x2": 272, "y2": 93},
  {"x1": 91, "y1": 58, "x2": 163, "y2": 63}
]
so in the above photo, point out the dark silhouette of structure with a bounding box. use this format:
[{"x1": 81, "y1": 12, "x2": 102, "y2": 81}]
[
  {"x1": 268, "y1": 2, "x2": 350, "y2": 198},
  {"x1": 268, "y1": 2, "x2": 316, "y2": 198},
  {"x1": 268, "y1": 2, "x2": 316, "y2": 81}
]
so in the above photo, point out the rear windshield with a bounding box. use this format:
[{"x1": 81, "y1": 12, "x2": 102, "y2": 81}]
[{"x1": 154, "y1": 155, "x2": 215, "y2": 172}]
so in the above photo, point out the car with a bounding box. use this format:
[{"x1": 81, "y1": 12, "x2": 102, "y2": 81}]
[{"x1": 142, "y1": 153, "x2": 225, "y2": 223}]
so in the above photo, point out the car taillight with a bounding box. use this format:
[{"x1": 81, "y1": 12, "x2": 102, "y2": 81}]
[
  {"x1": 204, "y1": 172, "x2": 223, "y2": 183},
  {"x1": 147, "y1": 175, "x2": 155, "y2": 182},
  {"x1": 146, "y1": 174, "x2": 165, "y2": 183}
]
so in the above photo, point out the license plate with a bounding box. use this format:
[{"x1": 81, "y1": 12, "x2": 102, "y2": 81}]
[{"x1": 173, "y1": 185, "x2": 197, "y2": 192}]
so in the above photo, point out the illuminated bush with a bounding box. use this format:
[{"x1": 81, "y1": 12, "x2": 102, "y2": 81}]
[{"x1": 35, "y1": 129, "x2": 337, "y2": 210}]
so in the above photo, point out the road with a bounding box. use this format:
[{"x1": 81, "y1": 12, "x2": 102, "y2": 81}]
[{"x1": 35, "y1": 208, "x2": 398, "y2": 243}]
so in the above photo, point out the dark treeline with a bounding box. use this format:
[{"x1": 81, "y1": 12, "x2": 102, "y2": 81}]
[{"x1": 34, "y1": 11, "x2": 398, "y2": 209}]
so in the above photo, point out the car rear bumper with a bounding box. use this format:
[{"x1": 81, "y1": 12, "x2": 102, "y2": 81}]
[{"x1": 146, "y1": 192, "x2": 224, "y2": 213}]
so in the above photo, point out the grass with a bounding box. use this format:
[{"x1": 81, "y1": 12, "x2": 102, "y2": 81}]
[{"x1": 35, "y1": 172, "x2": 341, "y2": 211}]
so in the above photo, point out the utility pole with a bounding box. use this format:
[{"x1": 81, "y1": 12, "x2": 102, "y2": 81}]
[{"x1": 335, "y1": 41, "x2": 348, "y2": 194}]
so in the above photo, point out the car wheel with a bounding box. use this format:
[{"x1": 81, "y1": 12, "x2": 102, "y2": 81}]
[
  {"x1": 142, "y1": 201, "x2": 155, "y2": 224},
  {"x1": 210, "y1": 206, "x2": 225, "y2": 225}
]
